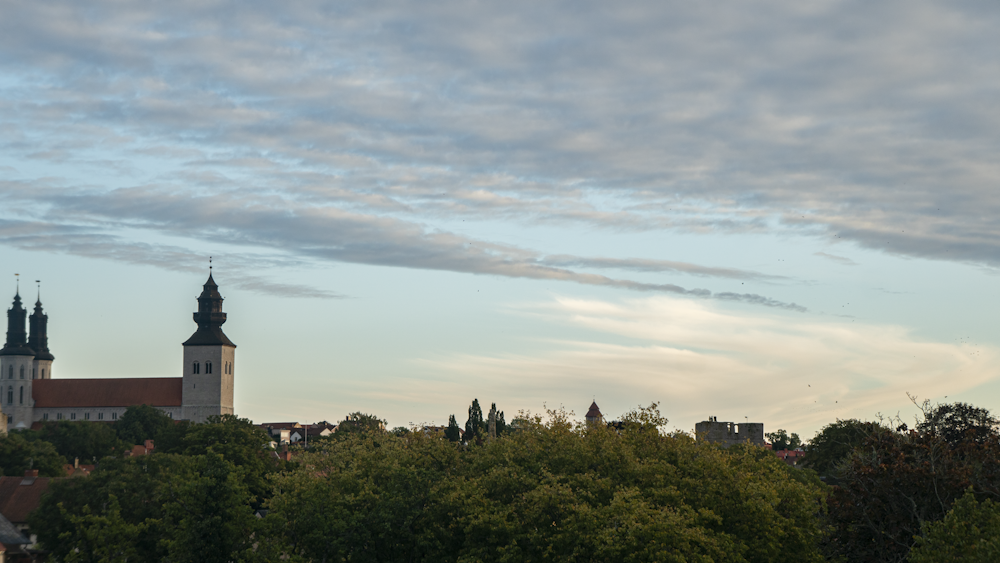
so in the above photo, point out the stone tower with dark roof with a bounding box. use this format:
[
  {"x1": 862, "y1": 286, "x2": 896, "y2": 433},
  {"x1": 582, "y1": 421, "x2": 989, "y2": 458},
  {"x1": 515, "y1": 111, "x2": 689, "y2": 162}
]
[
  {"x1": 585, "y1": 401, "x2": 603, "y2": 425},
  {"x1": 181, "y1": 273, "x2": 237, "y2": 423},
  {"x1": 1, "y1": 291, "x2": 38, "y2": 430}
]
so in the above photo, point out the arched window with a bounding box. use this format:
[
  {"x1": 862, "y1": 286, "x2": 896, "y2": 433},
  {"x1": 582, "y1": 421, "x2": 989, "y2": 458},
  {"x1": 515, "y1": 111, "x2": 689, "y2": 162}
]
[
  {"x1": 32, "y1": 368, "x2": 35, "y2": 378},
  {"x1": 6, "y1": 386, "x2": 11, "y2": 404},
  {"x1": 193, "y1": 362, "x2": 200, "y2": 374},
  {"x1": 19, "y1": 366, "x2": 24, "y2": 379},
  {"x1": 206, "y1": 361, "x2": 212, "y2": 374},
  {"x1": 7, "y1": 366, "x2": 11, "y2": 379},
  {"x1": 19, "y1": 386, "x2": 23, "y2": 404},
  {"x1": 41, "y1": 368, "x2": 45, "y2": 378}
]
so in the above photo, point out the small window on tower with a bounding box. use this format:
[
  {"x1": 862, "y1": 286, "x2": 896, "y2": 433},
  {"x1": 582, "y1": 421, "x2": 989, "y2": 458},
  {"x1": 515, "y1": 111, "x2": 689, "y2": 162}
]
[
  {"x1": 193, "y1": 362, "x2": 200, "y2": 374},
  {"x1": 6, "y1": 386, "x2": 11, "y2": 404},
  {"x1": 206, "y1": 361, "x2": 212, "y2": 374},
  {"x1": 32, "y1": 368, "x2": 35, "y2": 378},
  {"x1": 8, "y1": 366, "x2": 12, "y2": 379},
  {"x1": 19, "y1": 386, "x2": 23, "y2": 404},
  {"x1": 19, "y1": 366, "x2": 24, "y2": 379},
  {"x1": 41, "y1": 368, "x2": 45, "y2": 378}
]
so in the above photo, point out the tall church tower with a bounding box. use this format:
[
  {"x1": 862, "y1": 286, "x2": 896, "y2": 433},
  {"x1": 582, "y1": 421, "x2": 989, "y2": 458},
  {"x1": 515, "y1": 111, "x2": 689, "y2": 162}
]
[
  {"x1": 29, "y1": 290, "x2": 54, "y2": 381},
  {"x1": 0, "y1": 291, "x2": 37, "y2": 430},
  {"x1": 181, "y1": 273, "x2": 236, "y2": 423}
]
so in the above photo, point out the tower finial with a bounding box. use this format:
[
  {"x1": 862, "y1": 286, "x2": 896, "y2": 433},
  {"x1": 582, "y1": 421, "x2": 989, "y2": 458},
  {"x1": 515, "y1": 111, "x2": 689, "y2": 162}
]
[
  {"x1": 209, "y1": 256, "x2": 213, "y2": 272},
  {"x1": 36, "y1": 280, "x2": 40, "y2": 302},
  {"x1": 15, "y1": 273, "x2": 19, "y2": 294}
]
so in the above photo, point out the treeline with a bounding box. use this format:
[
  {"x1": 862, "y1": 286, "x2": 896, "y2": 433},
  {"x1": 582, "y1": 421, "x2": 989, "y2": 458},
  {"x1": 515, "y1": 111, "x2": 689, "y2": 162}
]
[{"x1": 7, "y1": 400, "x2": 1000, "y2": 561}]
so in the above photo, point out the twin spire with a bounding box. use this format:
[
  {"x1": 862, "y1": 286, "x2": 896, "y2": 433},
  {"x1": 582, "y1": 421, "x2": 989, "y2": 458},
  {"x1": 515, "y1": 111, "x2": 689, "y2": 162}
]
[{"x1": 1, "y1": 280, "x2": 50, "y2": 359}]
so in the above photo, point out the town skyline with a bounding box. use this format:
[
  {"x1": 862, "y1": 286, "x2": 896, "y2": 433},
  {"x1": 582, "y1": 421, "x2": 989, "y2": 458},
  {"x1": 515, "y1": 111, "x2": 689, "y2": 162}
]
[{"x1": 2, "y1": 1, "x2": 1000, "y2": 438}]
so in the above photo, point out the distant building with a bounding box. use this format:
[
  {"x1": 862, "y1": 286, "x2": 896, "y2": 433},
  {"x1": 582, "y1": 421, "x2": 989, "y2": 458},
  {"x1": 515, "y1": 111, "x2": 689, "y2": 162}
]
[
  {"x1": 262, "y1": 421, "x2": 338, "y2": 445},
  {"x1": 695, "y1": 417, "x2": 766, "y2": 447},
  {"x1": 0, "y1": 470, "x2": 51, "y2": 557},
  {"x1": 585, "y1": 401, "x2": 603, "y2": 425},
  {"x1": 0, "y1": 274, "x2": 237, "y2": 429}
]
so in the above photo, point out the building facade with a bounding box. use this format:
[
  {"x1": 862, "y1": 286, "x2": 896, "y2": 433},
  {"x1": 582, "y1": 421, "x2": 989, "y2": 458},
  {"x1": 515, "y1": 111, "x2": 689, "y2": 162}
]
[
  {"x1": 0, "y1": 274, "x2": 236, "y2": 430},
  {"x1": 695, "y1": 417, "x2": 766, "y2": 447}
]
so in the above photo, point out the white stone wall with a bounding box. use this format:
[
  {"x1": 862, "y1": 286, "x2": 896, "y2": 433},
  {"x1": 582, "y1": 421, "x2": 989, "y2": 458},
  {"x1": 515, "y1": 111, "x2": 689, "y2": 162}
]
[
  {"x1": 33, "y1": 359, "x2": 53, "y2": 380},
  {"x1": 182, "y1": 344, "x2": 235, "y2": 423},
  {"x1": 1, "y1": 354, "x2": 35, "y2": 430},
  {"x1": 33, "y1": 405, "x2": 182, "y2": 423}
]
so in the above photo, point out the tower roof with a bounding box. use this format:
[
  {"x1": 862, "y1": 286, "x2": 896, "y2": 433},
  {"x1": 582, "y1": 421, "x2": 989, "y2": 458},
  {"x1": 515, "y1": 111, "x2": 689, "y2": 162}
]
[
  {"x1": 183, "y1": 273, "x2": 236, "y2": 347},
  {"x1": 29, "y1": 294, "x2": 53, "y2": 361},
  {"x1": 585, "y1": 401, "x2": 603, "y2": 421},
  {"x1": 1, "y1": 292, "x2": 35, "y2": 357}
]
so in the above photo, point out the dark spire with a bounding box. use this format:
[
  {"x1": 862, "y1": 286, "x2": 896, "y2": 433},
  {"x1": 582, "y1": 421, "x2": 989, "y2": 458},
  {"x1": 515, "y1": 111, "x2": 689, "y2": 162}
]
[
  {"x1": 585, "y1": 401, "x2": 603, "y2": 424},
  {"x1": 29, "y1": 283, "x2": 54, "y2": 361},
  {"x1": 182, "y1": 273, "x2": 236, "y2": 347},
  {"x1": 1, "y1": 291, "x2": 36, "y2": 357}
]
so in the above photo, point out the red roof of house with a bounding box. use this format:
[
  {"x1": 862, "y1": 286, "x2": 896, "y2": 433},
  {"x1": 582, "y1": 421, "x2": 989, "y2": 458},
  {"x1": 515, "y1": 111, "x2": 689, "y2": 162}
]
[
  {"x1": 32, "y1": 378, "x2": 182, "y2": 408},
  {"x1": 0, "y1": 476, "x2": 51, "y2": 524}
]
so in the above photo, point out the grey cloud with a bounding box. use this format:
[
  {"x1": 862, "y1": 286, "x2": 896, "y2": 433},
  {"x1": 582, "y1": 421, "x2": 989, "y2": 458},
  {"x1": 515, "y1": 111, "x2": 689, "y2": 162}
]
[
  {"x1": 814, "y1": 252, "x2": 857, "y2": 266},
  {"x1": 0, "y1": 1, "x2": 998, "y2": 279},
  {"x1": 0, "y1": 187, "x2": 804, "y2": 310},
  {"x1": 541, "y1": 255, "x2": 790, "y2": 281}
]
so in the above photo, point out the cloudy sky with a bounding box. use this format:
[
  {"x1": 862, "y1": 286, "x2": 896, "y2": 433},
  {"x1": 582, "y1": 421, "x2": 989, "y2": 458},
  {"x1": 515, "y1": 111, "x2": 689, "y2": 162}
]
[{"x1": 1, "y1": 0, "x2": 999, "y2": 437}]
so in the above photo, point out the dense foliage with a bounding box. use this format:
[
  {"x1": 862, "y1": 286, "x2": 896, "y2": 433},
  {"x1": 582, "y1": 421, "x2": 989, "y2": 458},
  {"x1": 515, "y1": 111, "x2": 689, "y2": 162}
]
[
  {"x1": 14, "y1": 399, "x2": 1000, "y2": 562},
  {"x1": 262, "y1": 406, "x2": 828, "y2": 562}
]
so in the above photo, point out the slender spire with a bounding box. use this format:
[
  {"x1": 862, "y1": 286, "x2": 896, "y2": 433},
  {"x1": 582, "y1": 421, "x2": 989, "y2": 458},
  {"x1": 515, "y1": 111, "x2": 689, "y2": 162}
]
[
  {"x1": 182, "y1": 271, "x2": 236, "y2": 347},
  {"x1": 1, "y1": 282, "x2": 35, "y2": 357},
  {"x1": 29, "y1": 280, "x2": 53, "y2": 361}
]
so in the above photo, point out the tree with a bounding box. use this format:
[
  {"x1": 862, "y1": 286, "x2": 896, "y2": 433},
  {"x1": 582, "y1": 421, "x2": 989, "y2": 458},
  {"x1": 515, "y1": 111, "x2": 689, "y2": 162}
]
[
  {"x1": 162, "y1": 414, "x2": 282, "y2": 507},
  {"x1": 804, "y1": 419, "x2": 884, "y2": 480},
  {"x1": 25, "y1": 420, "x2": 125, "y2": 464},
  {"x1": 910, "y1": 489, "x2": 1000, "y2": 562},
  {"x1": 31, "y1": 453, "x2": 260, "y2": 563},
  {"x1": 825, "y1": 426, "x2": 1000, "y2": 562},
  {"x1": 0, "y1": 432, "x2": 64, "y2": 476},
  {"x1": 765, "y1": 429, "x2": 801, "y2": 451},
  {"x1": 262, "y1": 404, "x2": 828, "y2": 562},
  {"x1": 335, "y1": 412, "x2": 386, "y2": 436},
  {"x1": 464, "y1": 399, "x2": 485, "y2": 444},
  {"x1": 444, "y1": 414, "x2": 461, "y2": 442},
  {"x1": 916, "y1": 401, "x2": 999, "y2": 447},
  {"x1": 115, "y1": 404, "x2": 174, "y2": 446}
]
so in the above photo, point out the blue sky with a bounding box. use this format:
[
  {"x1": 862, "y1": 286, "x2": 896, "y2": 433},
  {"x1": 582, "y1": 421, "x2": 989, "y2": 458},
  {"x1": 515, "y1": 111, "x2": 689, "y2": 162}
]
[{"x1": 1, "y1": 0, "x2": 999, "y2": 437}]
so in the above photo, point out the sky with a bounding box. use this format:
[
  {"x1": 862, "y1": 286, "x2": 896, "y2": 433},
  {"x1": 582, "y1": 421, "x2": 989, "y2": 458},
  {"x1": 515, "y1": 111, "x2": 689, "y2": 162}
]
[{"x1": 1, "y1": 0, "x2": 999, "y2": 438}]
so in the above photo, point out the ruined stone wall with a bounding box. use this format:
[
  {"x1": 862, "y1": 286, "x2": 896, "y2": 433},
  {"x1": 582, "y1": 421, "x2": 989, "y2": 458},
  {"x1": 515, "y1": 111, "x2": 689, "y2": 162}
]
[{"x1": 695, "y1": 420, "x2": 766, "y2": 448}]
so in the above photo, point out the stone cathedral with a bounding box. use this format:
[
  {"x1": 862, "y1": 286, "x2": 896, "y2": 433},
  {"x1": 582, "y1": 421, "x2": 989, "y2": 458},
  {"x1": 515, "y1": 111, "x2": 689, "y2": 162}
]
[{"x1": 0, "y1": 274, "x2": 236, "y2": 433}]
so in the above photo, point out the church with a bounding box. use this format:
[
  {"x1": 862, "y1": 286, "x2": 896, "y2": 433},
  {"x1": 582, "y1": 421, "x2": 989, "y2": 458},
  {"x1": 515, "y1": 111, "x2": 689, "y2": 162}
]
[{"x1": 0, "y1": 274, "x2": 236, "y2": 432}]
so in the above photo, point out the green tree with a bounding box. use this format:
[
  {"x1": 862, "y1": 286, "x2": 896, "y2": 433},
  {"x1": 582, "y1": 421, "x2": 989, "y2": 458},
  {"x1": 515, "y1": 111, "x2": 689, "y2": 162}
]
[
  {"x1": 910, "y1": 489, "x2": 1000, "y2": 562},
  {"x1": 115, "y1": 404, "x2": 174, "y2": 446},
  {"x1": 163, "y1": 414, "x2": 282, "y2": 507},
  {"x1": 765, "y1": 429, "x2": 801, "y2": 451},
  {"x1": 262, "y1": 404, "x2": 828, "y2": 562},
  {"x1": 444, "y1": 414, "x2": 461, "y2": 442},
  {"x1": 0, "y1": 432, "x2": 64, "y2": 476},
  {"x1": 464, "y1": 398, "x2": 485, "y2": 444},
  {"x1": 25, "y1": 420, "x2": 125, "y2": 464},
  {"x1": 31, "y1": 453, "x2": 260, "y2": 563},
  {"x1": 334, "y1": 412, "x2": 386, "y2": 436},
  {"x1": 826, "y1": 426, "x2": 1000, "y2": 562},
  {"x1": 803, "y1": 418, "x2": 884, "y2": 480},
  {"x1": 916, "y1": 401, "x2": 999, "y2": 447}
]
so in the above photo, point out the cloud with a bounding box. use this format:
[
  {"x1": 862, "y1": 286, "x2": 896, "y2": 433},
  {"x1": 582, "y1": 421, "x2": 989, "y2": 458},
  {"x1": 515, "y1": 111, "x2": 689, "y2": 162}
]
[
  {"x1": 0, "y1": 187, "x2": 804, "y2": 309},
  {"x1": 0, "y1": 0, "x2": 998, "y2": 292},
  {"x1": 419, "y1": 295, "x2": 1000, "y2": 435},
  {"x1": 814, "y1": 251, "x2": 857, "y2": 266}
]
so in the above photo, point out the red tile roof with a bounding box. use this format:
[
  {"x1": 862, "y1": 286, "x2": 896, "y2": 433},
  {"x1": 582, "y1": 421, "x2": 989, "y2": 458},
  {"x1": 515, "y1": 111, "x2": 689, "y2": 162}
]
[
  {"x1": 0, "y1": 476, "x2": 51, "y2": 524},
  {"x1": 32, "y1": 378, "x2": 182, "y2": 408}
]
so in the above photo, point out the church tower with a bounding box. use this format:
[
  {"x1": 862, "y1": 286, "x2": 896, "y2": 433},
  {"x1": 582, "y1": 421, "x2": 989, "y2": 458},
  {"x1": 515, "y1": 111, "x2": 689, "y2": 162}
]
[
  {"x1": 181, "y1": 273, "x2": 236, "y2": 423},
  {"x1": 0, "y1": 290, "x2": 37, "y2": 430},
  {"x1": 29, "y1": 290, "x2": 54, "y2": 381}
]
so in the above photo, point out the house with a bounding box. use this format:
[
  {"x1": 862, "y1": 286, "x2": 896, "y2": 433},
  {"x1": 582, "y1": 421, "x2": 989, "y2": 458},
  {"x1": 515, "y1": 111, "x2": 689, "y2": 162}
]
[{"x1": 0, "y1": 470, "x2": 52, "y2": 559}]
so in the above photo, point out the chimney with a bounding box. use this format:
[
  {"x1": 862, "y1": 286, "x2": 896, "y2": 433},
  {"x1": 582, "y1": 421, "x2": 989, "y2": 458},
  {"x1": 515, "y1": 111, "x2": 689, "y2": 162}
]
[
  {"x1": 144, "y1": 439, "x2": 155, "y2": 453},
  {"x1": 74, "y1": 457, "x2": 79, "y2": 468},
  {"x1": 24, "y1": 469, "x2": 39, "y2": 477}
]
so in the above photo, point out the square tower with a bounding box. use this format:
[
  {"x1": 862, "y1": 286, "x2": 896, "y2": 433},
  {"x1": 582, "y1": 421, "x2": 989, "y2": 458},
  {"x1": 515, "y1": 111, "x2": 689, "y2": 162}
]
[{"x1": 181, "y1": 274, "x2": 236, "y2": 423}]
